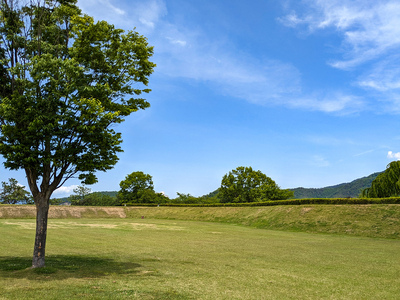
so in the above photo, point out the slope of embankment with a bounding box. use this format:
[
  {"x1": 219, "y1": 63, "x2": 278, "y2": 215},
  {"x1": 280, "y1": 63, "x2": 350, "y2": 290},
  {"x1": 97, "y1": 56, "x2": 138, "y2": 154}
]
[{"x1": 1, "y1": 204, "x2": 399, "y2": 239}]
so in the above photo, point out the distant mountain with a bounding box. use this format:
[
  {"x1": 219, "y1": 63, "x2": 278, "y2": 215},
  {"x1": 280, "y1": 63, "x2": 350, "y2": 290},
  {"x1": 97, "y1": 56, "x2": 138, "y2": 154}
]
[
  {"x1": 290, "y1": 172, "x2": 381, "y2": 199},
  {"x1": 95, "y1": 191, "x2": 118, "y2": 197}
]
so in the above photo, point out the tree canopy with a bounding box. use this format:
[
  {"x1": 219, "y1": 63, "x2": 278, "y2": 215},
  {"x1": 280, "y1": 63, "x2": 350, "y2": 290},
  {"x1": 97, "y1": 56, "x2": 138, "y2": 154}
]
[
  {"x1": 0, "y1": 0, "x2": 155, "y2": 268},
  {"x1": 362, "y1": 161, "x2": 400, "y2": 198},
  {"x1": 68, "y1": 185, "x2": 91, "y2": 204},
  {"x1": 0, "y1": 178, "x2": 32, "y2": 204},
  {"x1": 118, "y1": 171, "x2": 168, "y2": 204},
  {"x1": 218, "y1": 166, "x2": 293, "y2": 203}
]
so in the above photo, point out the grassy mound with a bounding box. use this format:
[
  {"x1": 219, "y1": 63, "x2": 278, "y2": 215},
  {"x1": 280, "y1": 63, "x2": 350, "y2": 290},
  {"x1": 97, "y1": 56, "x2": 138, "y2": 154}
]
[{"x1": 1, "y1": 204, "x2": 400, "y2": 239}]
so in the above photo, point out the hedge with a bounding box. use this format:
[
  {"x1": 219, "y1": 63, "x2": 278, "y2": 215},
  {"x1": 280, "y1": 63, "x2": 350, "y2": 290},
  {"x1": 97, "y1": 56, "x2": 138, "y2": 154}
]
[{"x1": 124, "y1": 197, "x2": 400, "y2": 207}]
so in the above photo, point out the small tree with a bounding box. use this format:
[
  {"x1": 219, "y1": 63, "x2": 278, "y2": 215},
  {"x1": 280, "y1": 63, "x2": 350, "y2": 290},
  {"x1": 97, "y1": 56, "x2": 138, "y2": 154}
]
[
  {"x1": 0, "y1": 178, "x2": 32, "y2": 204},
  {"x1": 0, "y1": 0, "x2": 155, "y2": 268},
  {"x1": 69, "y1": 185, "x2": 91, "y2": 205},
  {"x1": 362, "y1": 161, "x2": 400, "y2": 198},
  {"x1": 218, "y1": 166, "x2": 293, "y2": 203}
]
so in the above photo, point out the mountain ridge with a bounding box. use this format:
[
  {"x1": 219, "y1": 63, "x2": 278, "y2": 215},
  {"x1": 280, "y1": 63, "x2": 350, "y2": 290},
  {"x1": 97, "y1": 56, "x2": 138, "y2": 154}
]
[{"x1": 289, "y1": 172, "x2": 381, "y2": 198}]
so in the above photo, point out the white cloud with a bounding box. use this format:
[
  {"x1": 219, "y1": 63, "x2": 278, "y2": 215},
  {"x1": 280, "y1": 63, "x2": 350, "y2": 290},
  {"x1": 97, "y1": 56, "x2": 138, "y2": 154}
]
[
  {"x1": 166, "y1": 36, "x2": 187, "y2": 47},
  {"x1": 387, "y1": 151, "x2": 400, "y2": 160},
  {"x1": 279, "y1": 13, "x2": 308, "y2": 28},
  {"x1": 53, "y1": 185, "x2": 78, "y2": 196},
  {"x1": 281, "y1": 1, "x2": 400, "y2": 69}
]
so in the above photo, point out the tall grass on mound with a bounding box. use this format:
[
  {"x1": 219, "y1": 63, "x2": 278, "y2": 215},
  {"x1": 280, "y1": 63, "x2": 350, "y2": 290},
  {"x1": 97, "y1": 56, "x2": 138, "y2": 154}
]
[
  {"x1": 123, "y1": 205, "x2": 400, "y2": 239},
  {"x1": 1, "y1": 219, "x2": 400, "y2": 299}
]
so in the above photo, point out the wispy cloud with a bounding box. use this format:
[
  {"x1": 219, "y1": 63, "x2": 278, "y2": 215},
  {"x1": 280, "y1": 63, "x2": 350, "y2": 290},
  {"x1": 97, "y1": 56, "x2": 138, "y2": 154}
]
[
  {"x1": 354, "y1": 149, "x2": 374, "y2": 157},
  {"x1": 156, "y1": 42, "x2": 302, "y2": 106},
  {"x1": 136, "y1": 0, "x2": 167, "y2": 30},
  {"x1": 280, "y1": 0, "x2": 400, "y2": 69},
  {"x1": 77, "y1": 0, "x2": 167, "y2": 34},
  {"x1": 312, "y1": 155, "x2": 330, "y2": 167},
  {"x1": 166, "y1": 37, "x2": 187, "y2": 47},
  {"x1": 287, "y1": 92, "x2": 364, "y2": 114},
  {"x1": 101, "y1": 0, "x2": 125, "y2": 15},
  {"x1": 78, "y1": 0, "x2": 363, "y2": 114},
  {"x1": 143, "y1": 3, "x2": 361, "y2": 114},
  {"x1": 357, "y1": 55, "x2": 400, "y2": 91},
  {"x1": 306, "y1": 135, "x2": 355, "y2": 146},
  {"x1": 78, "y1": 0, "x2": 125, "y2": 19}
]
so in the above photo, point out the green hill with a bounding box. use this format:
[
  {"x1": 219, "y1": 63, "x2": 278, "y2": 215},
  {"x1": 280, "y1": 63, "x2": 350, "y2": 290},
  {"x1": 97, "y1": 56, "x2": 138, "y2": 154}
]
[{"x1": 290, "y1": 172, "x2": 381, "y2": 198}]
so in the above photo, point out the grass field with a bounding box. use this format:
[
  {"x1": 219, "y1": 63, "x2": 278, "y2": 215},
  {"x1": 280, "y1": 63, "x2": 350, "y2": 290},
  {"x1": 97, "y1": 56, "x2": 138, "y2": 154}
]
[{"x1": 1, "y1": 218, "x2": 400, "y2": 299}]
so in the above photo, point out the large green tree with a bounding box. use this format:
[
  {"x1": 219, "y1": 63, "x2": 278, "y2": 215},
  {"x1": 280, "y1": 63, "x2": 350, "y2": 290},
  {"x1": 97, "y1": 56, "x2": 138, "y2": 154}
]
[
  {"x1": 362, "y1": 161, "x2": 400, "y2": 198},
  {"x1": 0, "y1": 0, "x2": 155, "y2": 268},
  {"x1": 218, "y1": 166, "x2": 293, "y2": 203}
]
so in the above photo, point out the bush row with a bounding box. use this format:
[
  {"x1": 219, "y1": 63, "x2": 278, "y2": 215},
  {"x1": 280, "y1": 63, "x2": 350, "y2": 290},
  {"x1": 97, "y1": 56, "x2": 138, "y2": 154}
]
[{"x1": 124, "y1": 197, "x2": 400, "y2": 207}]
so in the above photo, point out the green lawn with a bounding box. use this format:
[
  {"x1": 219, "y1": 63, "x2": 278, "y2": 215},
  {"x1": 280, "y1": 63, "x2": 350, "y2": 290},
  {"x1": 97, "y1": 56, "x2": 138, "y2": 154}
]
[{"x1": 1, "y1": 218, "x2": 400, "y2": 299}]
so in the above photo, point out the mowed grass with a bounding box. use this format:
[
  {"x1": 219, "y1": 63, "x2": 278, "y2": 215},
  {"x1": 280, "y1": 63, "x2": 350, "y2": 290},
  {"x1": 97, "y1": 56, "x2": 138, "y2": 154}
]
[{"x1": 1, "y1": 218, "x2": 400, "y2": 299}]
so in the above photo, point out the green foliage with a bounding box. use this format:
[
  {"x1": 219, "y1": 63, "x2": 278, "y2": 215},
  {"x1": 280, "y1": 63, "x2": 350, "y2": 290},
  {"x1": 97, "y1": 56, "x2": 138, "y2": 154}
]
[
  {"x1": 170, "y1": 192, "x2": 219, "y2": 204},
  {"x1": 71, "y1": 192, "x2": 120, "y2": 206},
  {"x1": 362, "y1": 162, "x2": 400, "y2": 198},
  {"x1": 0, "y1": 0, "x2": 155, "y2": 201},
  {"x1": 69, "y1": 185, "x2": 120, "y2": 206},
  {"x1": 291, "y1": 172, "x2": 381, "y2": 198},
  {"x1": 125, "y1": 197, "x2": 400, "y2": 207},
  {"x1": 218, "y1": 166, "x2": 293, "y2": 203},
  {"x1": 69, "y1": 185, "x2": 91, "y2": 205},
  {"x1": 135, "y1": 190, "x2": 169, "y2": 204},
  {"x1": 118, "y1": 171, "x2": 168, "y2": 204},
  {"x1": 0, "y1": 178, "x2": 32, "y2": 204},
  {"x1": 49, "y1": 198, "x2": 65, "y2": 205}
]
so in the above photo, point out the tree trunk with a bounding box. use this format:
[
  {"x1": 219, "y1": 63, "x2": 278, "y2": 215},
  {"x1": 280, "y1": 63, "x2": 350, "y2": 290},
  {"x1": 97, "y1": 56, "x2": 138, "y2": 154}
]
[{"x1": 32, "y1": 197, "x2": 50, "y2": 268}]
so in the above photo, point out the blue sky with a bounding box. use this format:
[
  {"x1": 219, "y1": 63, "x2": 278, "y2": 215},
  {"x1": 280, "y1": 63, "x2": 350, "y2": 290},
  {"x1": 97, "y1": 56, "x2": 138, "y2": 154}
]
[{"x1": 2, "y1": 0, "x2": 400, "y2": 198}]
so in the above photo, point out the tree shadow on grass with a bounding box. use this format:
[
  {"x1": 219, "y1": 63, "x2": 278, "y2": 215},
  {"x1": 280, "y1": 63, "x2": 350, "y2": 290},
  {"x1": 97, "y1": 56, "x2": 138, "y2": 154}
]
[{"x1": 0, "y1": 255, "x2": 143, "y2": 280}]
